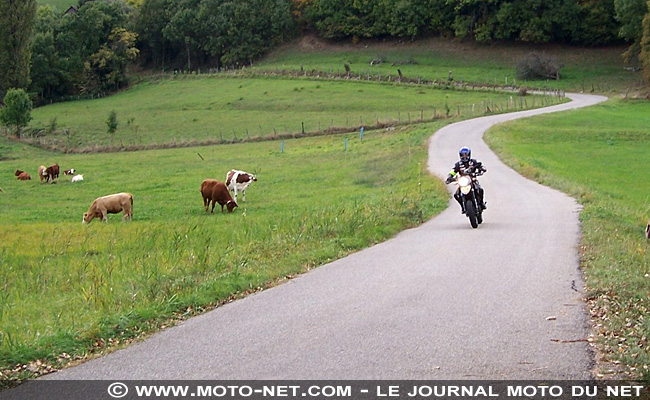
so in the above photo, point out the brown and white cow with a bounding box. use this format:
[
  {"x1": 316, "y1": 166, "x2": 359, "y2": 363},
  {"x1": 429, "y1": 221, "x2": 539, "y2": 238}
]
[
  {"x1": 44, "y1": 163, "x2": 60, "y2": 183},
  {"x1": 200, "y1": 179, "x2": 238, "y2": 213},
  {"x1": 38, "y1": 165, "x2": 47, "y2": 183},
  {"x1": 82, "y1": 192, "x2": 133, "y2": 223},
  {"x1": 63, "y1": 168, "x2": 75, "y2": 176},
  {"x1": 225, "y1": 169, "x2": 257, "y2": 202}
]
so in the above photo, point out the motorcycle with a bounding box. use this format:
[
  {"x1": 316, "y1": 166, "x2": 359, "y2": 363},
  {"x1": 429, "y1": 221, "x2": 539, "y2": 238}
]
[{"x1": 447, "y1": 167, "x2": 485, "y2": 229}]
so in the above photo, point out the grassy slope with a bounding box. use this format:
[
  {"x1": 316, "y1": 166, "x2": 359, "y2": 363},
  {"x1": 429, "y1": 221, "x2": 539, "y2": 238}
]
[
  {"x1": 29, "y1": 75, "x2": 541, "y2": 150},
  {"x1": 485, "y1": 99, "x2": 650, "y2": 378},
  {"x1": 256, "y1": 36, "x2": 643, "y2": 94}
]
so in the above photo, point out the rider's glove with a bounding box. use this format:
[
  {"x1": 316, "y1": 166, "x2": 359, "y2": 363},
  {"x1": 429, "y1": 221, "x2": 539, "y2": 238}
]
[{"x1": 445, "y1": 176, "x2": 453, "y2": 184}]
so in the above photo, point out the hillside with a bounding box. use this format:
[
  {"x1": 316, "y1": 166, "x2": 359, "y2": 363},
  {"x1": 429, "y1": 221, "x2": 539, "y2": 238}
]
[{"x1": 256, "y1": 35, "x2": 643, "y2": 94}]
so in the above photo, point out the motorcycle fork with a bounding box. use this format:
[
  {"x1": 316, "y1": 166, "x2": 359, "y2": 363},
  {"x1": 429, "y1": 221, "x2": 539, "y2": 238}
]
[{"x1": 469, "y1": 189, "x2": 479, "y2": 213}]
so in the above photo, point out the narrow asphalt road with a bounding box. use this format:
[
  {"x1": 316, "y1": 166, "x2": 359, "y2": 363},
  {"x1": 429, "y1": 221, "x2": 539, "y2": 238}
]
[{"x1": 44, "y1": 93, "x2": 607, "y2": 381}]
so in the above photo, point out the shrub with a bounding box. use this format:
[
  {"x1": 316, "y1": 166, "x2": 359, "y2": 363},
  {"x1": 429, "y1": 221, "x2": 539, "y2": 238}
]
[
  {"x1": 0, "y1": 89, "x2": 32, "y2": 137},
  {"x1": 516, "y1": 52, "x2": 562, "y2": 81},
  {"x1": 106, "y1": 110, "x2": 118, "y2": 135}
]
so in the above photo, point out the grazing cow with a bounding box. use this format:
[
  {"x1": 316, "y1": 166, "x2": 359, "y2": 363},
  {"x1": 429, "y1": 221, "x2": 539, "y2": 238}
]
[
  {"x1": 38, "y1": 165, "x2": 47, "y2": 183},
  {"x1": 16, "y1": 172, "x2": 31, "y2": 180},
  {"x1": 82, "y1": 192, "x2": 133, "y2": 223},
  {"x1": 225, "y1": 169, "x2": 257, "y2": 202},
  {"x1": 71, "y1": 174, "x2": 84, "y2": 183},
  {"x1": 63, "y1": 168, "x2": 75, "y2": 176},
  {"x1": 44, "y1": 163, "x2": 60, "y2": 183},
  {"x1": 200, "y1": 179, "x2": 238, "y2": 213}
]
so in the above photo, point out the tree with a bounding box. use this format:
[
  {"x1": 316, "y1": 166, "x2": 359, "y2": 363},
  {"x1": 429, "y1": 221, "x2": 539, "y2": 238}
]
[
  {"x1": 615, "y1": 0, "x2": 649, "y2": 62},
  {"x1": 87, "y1": 27, "x2": 140, "y2": 92},
  {"x1": 640, "y1": 1, "x2": 650, "y2": 84},
  {"x1": 135, "y1": 0, "x2": 179, "y2": 67},
  {"x1": 30, "y1": 5, "x2": 68, "y2": 102},
  {"x1": 57, "y1": 0, "x2": 132, "y2": 94},
  {"x1": 574, "y1": 0, "x2": 619, "y2": 45},
  {"x1": 0, "y1": 89, "x2": 33, "y2": 137},
  {"x1": 198, "y1": 0, "x2": 294, "y2": 68},
  {"x1": 162, "y1": 0, "x2": 202, "y2": 70},
  {"x1": 0, "y1": 0, "x2": 37, "y2": 95}
]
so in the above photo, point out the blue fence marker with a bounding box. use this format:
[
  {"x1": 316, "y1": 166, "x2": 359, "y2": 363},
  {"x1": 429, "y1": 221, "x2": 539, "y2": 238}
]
[
  {"x1": 281, "y1": 140, "x2": 284, "y2": 153},
  {"x1": 360, "y1": 126, "x2": 364, "y2": 141},
  {"x1": 345, "y1": 137, "x2": 348, "y2": 152}
]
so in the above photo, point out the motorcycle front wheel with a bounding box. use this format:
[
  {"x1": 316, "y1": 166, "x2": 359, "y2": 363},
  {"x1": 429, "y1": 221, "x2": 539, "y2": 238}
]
[{"x1": 465, "y1": 199, "x2": 478, "y2": 229}]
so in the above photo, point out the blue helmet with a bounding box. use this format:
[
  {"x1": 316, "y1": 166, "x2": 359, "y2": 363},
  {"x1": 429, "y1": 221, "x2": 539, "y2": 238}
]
[{"x1": 459, "y1": 147, "x2": 471, "y2": 162}]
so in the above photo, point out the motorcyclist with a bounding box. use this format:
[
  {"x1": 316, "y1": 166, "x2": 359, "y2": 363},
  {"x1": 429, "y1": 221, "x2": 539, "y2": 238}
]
[{"x1": 445, "y1": 146, "x2": 487, "y2": 214}]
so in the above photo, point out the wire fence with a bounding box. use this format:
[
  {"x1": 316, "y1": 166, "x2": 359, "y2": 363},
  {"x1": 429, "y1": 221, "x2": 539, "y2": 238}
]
[{"x1": 25, "y1": 68, "x2": 566, "y2": 154}]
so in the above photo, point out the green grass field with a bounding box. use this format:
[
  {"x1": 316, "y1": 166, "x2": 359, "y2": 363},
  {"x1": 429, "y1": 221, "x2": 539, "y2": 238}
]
[
  {"x1": 28, "y1": 75, "x2": 556, "y2": 151},
  {"x1": 255, "y1": 37, "x2": 643, "y2": 94},
  {"x1": 36, "y1": 0, "x2": 76, "y2": 10},
  {"x1": 485, "y1": 99, "x2": 650, "y2": 378},
  {"x1": 0, "y1": 123, "x2": 448, "y2": 378}
]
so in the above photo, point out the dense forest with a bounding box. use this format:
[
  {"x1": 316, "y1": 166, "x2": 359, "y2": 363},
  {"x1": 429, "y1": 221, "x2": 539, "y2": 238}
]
[{"x1": 1, "y1": 0, "x2": 649, "y2": 105}]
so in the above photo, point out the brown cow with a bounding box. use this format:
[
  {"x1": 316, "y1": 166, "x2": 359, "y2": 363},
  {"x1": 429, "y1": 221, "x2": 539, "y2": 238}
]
[
  {"x1": 200, "y1": 179, "x2": 238, "y2": 213},
  {"x1": 44, "y1": 163, "x2": 60, "y2": 183},
  {"x1": 16, "y1": 172, "x2": 31, "y2": 180},
  {"x1": 82, "y1": 193, "x2": 133, "y2": 223}
]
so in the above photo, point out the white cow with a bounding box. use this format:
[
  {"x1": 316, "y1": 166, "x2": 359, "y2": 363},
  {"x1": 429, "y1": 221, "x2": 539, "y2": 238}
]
[
  {"x1": 225, "y1": 169, "x2": 257, "y2": 202},
  {"x1": 71, "y1": 174, "x2": 84, "y2": 183}
]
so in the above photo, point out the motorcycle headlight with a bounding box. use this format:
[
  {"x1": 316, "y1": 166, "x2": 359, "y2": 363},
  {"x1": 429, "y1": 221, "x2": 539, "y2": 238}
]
[
  {"x1": 458, "y1": 176, "x2": 471, "y2": 187},
  {"x1": 458, "y1": 176, "x2": 472, "y2": 194}
]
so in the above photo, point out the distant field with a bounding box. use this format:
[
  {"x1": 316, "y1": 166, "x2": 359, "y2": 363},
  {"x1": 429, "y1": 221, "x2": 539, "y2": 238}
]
[
  {"x1": 485, "y1": 99, "x2": 650, "y2": 378},
  {"x1": 255, "y1": 37, "x2": 642, "y2": 94},
  {"x1": 29, "y1": 76, "x2": 556, "y2": 150},
  {"x1": 36, "y1": 0, "x2": 76, "y2": 10}
]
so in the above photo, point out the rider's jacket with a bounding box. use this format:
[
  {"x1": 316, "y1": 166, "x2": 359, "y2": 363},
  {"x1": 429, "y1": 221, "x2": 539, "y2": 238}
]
[{"x1": 448, "y1": 159, "x2": 486, "y2": 178}]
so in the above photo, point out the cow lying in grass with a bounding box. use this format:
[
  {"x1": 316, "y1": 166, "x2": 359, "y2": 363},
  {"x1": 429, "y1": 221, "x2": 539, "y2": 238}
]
[
  {"x1": 200, "y1": 179, "x2": 238, "y2": 213},
  {"x1": 82, "y1": 192, "x2": 133, "y2": 223},
  {"x1": 15, "y1": 170, "x2": 31, "y2": 180}
]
